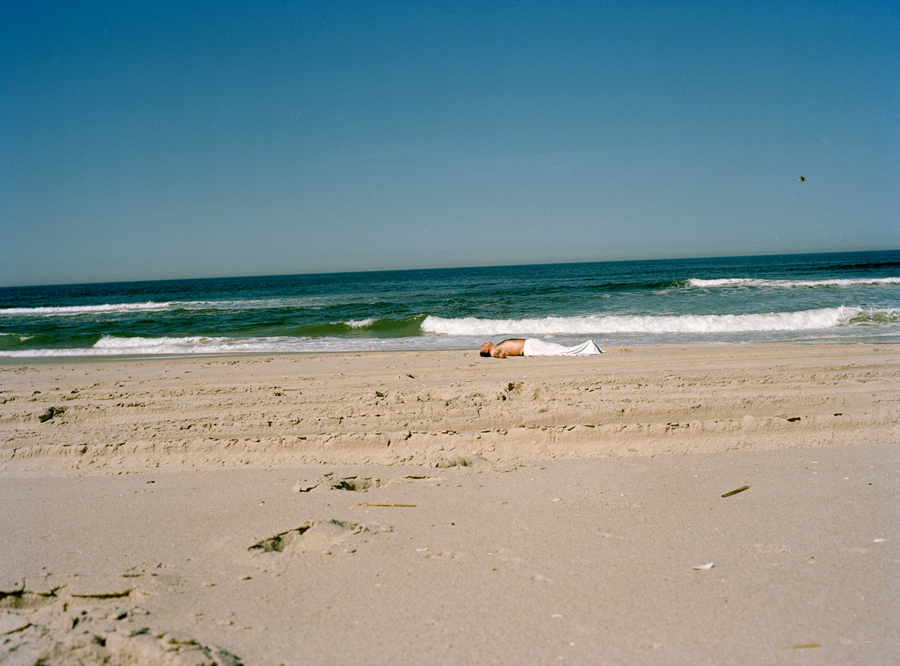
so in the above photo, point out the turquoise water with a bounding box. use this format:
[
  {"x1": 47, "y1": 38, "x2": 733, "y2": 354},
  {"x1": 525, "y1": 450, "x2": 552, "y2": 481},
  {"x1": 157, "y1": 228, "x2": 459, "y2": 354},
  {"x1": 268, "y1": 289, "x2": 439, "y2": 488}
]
[{"x1": 1, "y1": 250, "x2": 898, "y2": 357}]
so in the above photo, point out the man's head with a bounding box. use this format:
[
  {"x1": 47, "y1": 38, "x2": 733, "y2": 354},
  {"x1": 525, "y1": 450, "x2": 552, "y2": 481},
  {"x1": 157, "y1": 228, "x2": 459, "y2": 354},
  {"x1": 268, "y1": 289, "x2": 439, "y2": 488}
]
[{"x1": 480, "y1": 341, "x2": 494, "y2": 357}]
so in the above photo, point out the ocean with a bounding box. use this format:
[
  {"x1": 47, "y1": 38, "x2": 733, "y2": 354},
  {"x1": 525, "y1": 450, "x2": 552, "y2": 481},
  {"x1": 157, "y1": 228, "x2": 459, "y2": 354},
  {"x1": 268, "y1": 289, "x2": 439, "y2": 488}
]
[{"x1": 1, "y1": 250, "x2": 898, "y2": 357}]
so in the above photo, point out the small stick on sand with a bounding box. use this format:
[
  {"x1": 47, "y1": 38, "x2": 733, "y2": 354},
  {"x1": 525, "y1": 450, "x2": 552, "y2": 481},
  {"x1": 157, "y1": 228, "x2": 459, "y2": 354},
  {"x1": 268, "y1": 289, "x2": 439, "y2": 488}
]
[
  {"x1": 721, "y1": 485, "x2": 750, "y2": 498},
  {"x1": 358, "y1": 502, "x2": 417, "y2": 507}
]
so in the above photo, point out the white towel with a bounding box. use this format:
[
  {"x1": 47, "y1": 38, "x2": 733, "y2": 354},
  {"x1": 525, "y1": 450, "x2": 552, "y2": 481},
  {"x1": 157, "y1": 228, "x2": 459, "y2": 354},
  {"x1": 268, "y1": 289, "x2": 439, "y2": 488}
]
[{"x1": 522, "y1": 339, "x2": 603, "y2": 356}]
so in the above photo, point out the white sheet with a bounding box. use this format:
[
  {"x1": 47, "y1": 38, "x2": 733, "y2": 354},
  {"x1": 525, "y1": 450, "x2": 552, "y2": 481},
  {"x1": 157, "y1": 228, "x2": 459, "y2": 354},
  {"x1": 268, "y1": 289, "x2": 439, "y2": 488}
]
[{"x1": 522, "y1": 339, "x2": 603, "y2": 356}]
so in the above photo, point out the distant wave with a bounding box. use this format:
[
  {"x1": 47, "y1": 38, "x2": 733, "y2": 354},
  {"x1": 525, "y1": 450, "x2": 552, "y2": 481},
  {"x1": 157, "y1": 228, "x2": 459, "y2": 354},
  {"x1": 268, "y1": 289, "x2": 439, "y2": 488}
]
[
  {"x1": 687, "y1": 277, "x2": 900, "y2": 289},
  {"x1": 0, "y1": 302, "x2": 174, "y2": 316},
  {"x1": 281, "y1": 316, "x2": 426, "y2": 338},
  {"x1": 0, "y1": 299, "x2": 304, "y2": 316},
  {"x1": 0, "y1": 297, "x2": 392, "y2": 317},
  {"x1": 421, "y1": 307, "x2": 899, "y2": 336},
  {"x1": 346, "y1": 318, "x2": 376, "y2": 328}
]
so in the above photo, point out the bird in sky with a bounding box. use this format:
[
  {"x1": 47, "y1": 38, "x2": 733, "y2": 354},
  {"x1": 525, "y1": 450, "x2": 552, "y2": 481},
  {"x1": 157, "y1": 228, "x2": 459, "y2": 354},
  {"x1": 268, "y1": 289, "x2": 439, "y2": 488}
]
[{"x1": 798, "y1": 176, "x2": 806, "y2": 182}]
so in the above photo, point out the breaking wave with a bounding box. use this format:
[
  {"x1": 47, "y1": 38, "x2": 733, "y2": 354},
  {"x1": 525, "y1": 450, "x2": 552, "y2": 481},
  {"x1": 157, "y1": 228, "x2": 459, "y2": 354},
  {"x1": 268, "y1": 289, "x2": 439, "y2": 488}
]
[
  {"x1": 0, "y1": 302, "x2": 174, "y2": 316},
  {"x1": 687, "y1": 277, "x2": 900, "y2": 289},
  {"x1": 422, "y1": 307, "x2": 898, "y2": 336}
]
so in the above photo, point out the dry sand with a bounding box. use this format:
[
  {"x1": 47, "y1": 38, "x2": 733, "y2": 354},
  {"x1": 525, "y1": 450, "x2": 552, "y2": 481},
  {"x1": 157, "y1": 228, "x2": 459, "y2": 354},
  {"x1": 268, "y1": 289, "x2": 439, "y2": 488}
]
[{"x1": 1, "y1": 344, "x2": 898, "y2": 664}]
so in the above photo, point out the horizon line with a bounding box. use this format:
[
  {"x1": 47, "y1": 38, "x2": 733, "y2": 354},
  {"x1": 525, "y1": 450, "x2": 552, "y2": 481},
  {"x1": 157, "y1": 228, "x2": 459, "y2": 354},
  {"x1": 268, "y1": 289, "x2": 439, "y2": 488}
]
[{"x1": 2, "y1": 247, "x2": 898, "y2": 290}]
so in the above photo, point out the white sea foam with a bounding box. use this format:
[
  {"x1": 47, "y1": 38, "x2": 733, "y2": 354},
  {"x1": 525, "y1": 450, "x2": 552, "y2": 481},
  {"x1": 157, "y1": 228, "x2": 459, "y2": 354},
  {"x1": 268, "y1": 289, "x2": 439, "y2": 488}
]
[
  {"x1": 345, "y1": 318, "x2": 376, "y2": 328},
  {"x1": 0, "y1": 302, "x2": 174, "y2": 316},
  {"x1": 687, "y1": 277, "x2": 900, "y2": 288},
  {"x1": 0, "y1": 297, "x2": 353, "y2": 317},
  {"x1": 0, "y1": 336, "x2": 304, "y2": 357},
  {"x1": 421, "y1": 307, "x2": 895, "y2": 337},
  {"x1": 89, "y1": 335, "x2": 333, "y2": 355},
  {"x1": 182, "y1": 297, "x2": 337, "y2": 310},
  {"x1": 0, "y1": 334, "x2": 451, "y2": 357}
]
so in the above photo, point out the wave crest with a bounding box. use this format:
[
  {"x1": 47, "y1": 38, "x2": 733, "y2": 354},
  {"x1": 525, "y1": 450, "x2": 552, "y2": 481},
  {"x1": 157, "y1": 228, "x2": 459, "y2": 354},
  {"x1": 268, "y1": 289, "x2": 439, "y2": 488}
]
[
  {"x1": 421, "y1": 307, "x2": 897, "y2": 336},
  {"x1": 0, "y1": 302, "x2": 173, "y2": 316},
  {"x1": 687, "y1": 277, "x2": 900, "y2": 288}
]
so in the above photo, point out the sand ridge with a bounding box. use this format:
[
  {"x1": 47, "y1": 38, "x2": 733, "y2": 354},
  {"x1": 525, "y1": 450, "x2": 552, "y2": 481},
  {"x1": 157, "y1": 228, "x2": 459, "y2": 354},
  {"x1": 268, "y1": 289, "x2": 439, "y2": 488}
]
[{"x1": 1, "y1": 344, "x2": 897, "y2": 470}]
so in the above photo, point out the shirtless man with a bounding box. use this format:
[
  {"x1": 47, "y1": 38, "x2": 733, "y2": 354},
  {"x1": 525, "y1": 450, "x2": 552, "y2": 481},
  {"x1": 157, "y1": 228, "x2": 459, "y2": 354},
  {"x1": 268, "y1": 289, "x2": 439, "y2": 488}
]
[
  {"x1": 480, "y1": 339, "x2": 525, "y2": 357},
  {"x1": 480, "y1": 338, "x2": 603, "y2": 357}
]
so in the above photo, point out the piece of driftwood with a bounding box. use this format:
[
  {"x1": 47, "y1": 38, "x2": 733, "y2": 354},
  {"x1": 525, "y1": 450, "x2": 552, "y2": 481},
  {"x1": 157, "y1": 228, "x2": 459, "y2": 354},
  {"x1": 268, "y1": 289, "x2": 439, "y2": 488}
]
[{"x1": 357, "y1": 502, "x2": 416, "y2": 507}]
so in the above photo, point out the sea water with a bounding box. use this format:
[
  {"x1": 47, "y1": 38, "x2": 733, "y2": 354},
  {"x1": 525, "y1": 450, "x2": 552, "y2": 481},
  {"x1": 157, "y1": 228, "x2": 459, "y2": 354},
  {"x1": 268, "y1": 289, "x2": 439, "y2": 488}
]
[{"x1": 1, "y1": 250, "x2": 897, "y2": 357}]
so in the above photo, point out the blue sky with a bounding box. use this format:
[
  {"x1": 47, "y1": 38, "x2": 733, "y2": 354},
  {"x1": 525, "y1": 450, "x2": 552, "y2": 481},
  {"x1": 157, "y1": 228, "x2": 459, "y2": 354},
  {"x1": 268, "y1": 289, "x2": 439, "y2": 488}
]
[{"x1": 2, "y1": 1, "x2": 897, "y2": 286}]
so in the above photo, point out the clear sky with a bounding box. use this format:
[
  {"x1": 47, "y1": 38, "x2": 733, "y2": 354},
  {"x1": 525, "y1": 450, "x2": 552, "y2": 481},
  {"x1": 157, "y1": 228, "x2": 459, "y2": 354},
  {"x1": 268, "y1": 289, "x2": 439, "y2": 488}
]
[{"x1": 2, "y1": 1, "x2": 897, "y2": 286}]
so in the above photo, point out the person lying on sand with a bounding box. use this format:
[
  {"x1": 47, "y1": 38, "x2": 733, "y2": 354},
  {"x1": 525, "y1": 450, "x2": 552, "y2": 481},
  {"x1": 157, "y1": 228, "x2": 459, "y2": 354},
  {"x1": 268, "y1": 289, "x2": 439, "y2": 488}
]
[
  {"x1": 480, "y1": 338, "x2": 526, "y2": 357},
  {"x1": 480, "y1": 339, "x2": 602, "y2": 357}
]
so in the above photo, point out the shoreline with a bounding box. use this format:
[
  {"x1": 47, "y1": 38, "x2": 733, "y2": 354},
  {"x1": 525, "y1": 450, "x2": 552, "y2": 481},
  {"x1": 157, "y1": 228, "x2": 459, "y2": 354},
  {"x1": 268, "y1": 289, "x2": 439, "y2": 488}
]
[
  {"x1": 2, "y1": 336, "x2": 899, "y2": 364},
  {"x1": 1, "y1": 338, "x2": 896, "y2": 360}
]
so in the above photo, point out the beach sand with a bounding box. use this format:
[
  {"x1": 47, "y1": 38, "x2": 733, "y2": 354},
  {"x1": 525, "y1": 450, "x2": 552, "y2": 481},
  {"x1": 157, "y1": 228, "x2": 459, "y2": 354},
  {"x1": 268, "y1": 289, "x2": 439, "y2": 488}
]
[{"x1": 1, "y1": 344, "x2": 898, "y2": 664}]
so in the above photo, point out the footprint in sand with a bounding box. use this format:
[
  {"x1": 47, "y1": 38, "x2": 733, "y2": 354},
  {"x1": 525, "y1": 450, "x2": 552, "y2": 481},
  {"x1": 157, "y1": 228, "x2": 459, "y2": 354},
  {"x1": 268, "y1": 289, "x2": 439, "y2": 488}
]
[
  {"x1": 0, "y1": 573, "x2": 162, "y2": 612},
  {"x1": 292, "y1": 474, "x2": 382, "y2": 493},
  {"x1": 292, "y1": 474, "x2": 436, "y2": 493},
  {"x1": 0, "y1": 604, "x2": 243, "y2": 666},
  {"x1": 248, "y1": 520, "x2": 390, "y2": 555}
]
